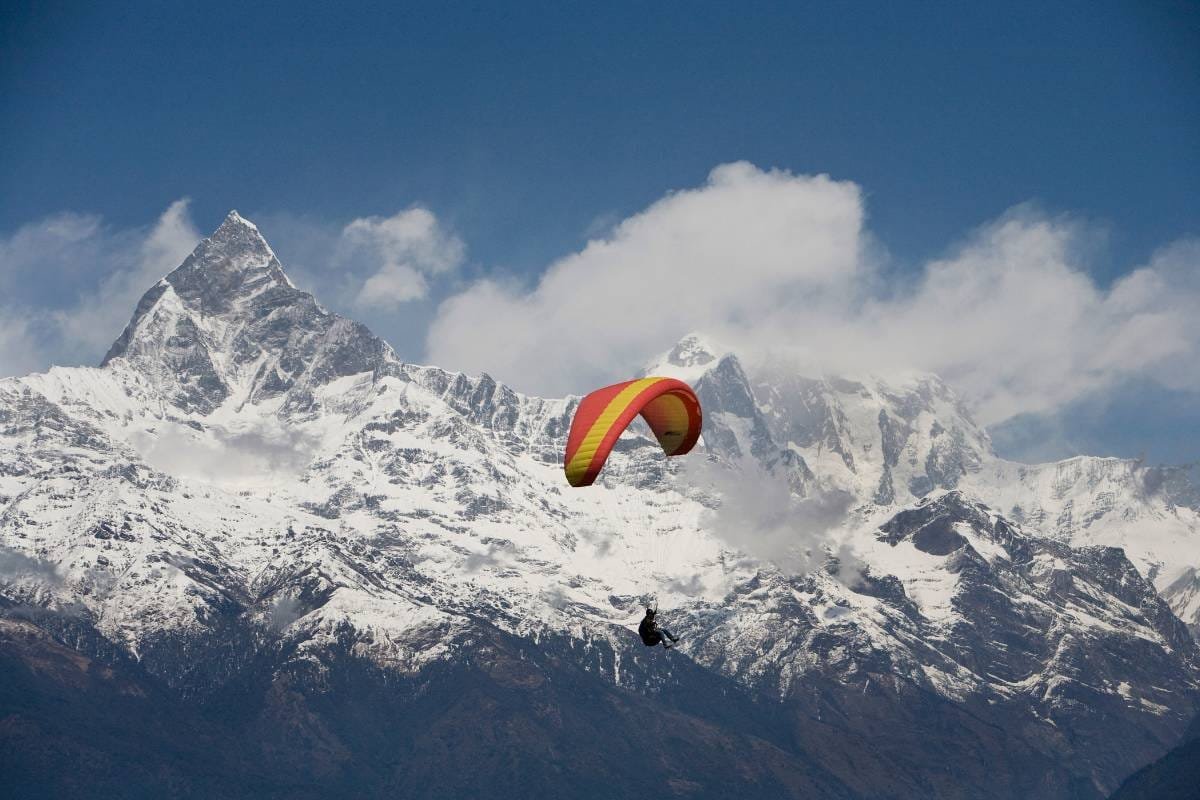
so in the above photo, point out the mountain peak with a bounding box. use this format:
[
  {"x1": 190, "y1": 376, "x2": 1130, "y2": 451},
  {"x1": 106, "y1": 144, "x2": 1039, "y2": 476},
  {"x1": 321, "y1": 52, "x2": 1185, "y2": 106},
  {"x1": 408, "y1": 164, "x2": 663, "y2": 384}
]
[
  {"x1": 218, "y1": 209, "x2": 258, "y2": 232},
  {"x1": 643, "y1": 332, "x2": 730, "y2": 383},
  {"x1": 159, "y1": 211, "x2": 291, "y2": 317},
  {"x1": 667, "y1": 332, "x2": 722, "y2": 368},
  {"x1": 207, "y1": 210, "x2": 270, "y2": 256},
  {"x1": 101, "y1": 212, "x2": 392, "y2": 413}
]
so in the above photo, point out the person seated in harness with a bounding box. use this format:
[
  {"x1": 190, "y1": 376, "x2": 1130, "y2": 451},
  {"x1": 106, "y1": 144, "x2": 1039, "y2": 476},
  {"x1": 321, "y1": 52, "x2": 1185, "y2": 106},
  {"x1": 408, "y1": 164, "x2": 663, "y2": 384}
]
[{"x1": 638, "y1": 607, "x2": 679, "y2": 649}]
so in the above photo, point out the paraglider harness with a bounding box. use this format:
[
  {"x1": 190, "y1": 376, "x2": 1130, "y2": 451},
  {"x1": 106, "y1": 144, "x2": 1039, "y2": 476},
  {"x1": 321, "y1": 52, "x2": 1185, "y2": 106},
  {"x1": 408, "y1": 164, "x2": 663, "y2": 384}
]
[{"x1": 638, "y1": 604, "x2": 678, "y2": 649}]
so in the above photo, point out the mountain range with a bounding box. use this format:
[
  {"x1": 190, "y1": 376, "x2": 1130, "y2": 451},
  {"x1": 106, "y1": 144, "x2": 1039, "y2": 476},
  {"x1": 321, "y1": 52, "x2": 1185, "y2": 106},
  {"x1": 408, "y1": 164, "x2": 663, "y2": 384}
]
[{"x1": 2, "y1": 212, "x2": 1198, "y2": 799}]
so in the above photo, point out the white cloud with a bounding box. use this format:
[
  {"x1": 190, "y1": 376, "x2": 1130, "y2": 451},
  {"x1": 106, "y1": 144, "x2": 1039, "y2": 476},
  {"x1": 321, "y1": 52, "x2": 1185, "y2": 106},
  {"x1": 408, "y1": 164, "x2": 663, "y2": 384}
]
[
  {"x1": 4, "y1": 170, "x2": 1196, "y2": 438},
  {"x1": 140, "y1": 199, "x2": 201, "y2": 281},
  {"x1": 354, "y1": 262, "x2": 428, "y2": 308},
  {"x1": 340, "y1": 207, "x2": 465, "y2": 309},
  {"x1": 1107, "y1": 239, "x2": 1200, "y2": 394},
  {"x1": 425, "y1": 163, "x2": 1200, "y2": 428},
  {"x1": 427, "y1": 162, "x2": 864, "y2": 396},
  {"x1": 813, "y1": 215, "x2": 1200, "y2": 423}
]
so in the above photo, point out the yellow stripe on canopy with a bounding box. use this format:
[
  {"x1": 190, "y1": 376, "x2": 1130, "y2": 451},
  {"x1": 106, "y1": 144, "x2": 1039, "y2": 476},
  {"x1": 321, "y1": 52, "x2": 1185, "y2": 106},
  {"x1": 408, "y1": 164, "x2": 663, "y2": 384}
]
[{"x1": 564, "y1": 377, "x2": 661, "y2": 485}]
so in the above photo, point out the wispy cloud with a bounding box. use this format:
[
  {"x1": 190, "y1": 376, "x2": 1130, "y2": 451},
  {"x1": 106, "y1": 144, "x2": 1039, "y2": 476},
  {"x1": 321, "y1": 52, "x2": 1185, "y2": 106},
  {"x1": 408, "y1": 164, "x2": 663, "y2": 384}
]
[
  {"x1": 0, "y1": 312, "x2": 42, "y2": 378},
  {"x1": 54, "y1": 199, "x2": 200, "y2": 363},
  {"x1": 259, "y1": 206, "x2": 465, "y2": 311},
  {"x1": 0, "y1": 200, "x2": 200, "y2": 376},
  {"x1": 463, "y1": 540, "x2": 518, "y2": 573},
  {"x1": 266, "y1": 593, "x2": 307, "y2": 631},
  {"x1": 0, "y1": 546, "x2": 62, "y2": 586},
  {"x1": 129, "y1": 420, "x2": 322, "y2": 487},
  {"x1": 681, "y1": 457, "x2": 857, "y2": 580}
]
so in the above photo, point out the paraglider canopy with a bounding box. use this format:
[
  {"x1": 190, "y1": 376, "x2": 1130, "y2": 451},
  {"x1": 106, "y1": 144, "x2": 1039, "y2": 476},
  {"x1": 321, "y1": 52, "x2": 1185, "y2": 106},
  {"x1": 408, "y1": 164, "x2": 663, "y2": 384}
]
[{"x1": 564, "y1": 377, "x2": 702, "y2": 487}]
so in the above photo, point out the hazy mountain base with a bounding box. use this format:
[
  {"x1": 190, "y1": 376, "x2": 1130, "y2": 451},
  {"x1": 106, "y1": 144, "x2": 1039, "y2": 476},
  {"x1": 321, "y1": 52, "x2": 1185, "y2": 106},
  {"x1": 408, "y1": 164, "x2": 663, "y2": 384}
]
[
  {"x1": 1, "y1": 612, "x2": 853, "y2": 800},
  {"x1": 0, "y1": 609, "x2": 1132, "y2": 800},
  {"x1": 1109, "y1": 714, "x2": 1200, "y2": 800}
]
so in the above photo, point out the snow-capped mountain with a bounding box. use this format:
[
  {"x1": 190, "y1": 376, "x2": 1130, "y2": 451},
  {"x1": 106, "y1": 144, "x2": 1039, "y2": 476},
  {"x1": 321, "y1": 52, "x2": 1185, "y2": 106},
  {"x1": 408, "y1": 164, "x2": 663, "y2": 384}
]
[
  {"x1": 2, "y1": 212, "x2": 1198, "y2": 799},
  {"x1": 649, "y1": 331, "x2": 1200, "y2": 636},
  {"x1": 692, "y1": 337, "x2": 1200, "y2": 633}
]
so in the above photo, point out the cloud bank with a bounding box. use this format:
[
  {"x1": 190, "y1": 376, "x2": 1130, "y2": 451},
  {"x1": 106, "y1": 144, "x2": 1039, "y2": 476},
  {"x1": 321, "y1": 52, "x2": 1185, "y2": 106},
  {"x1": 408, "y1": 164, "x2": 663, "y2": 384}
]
[
  {"x1": 3, "y1": 164, "x2": 1196, "y2": 440},
  {"x1": 427, "y1": 162, "x2": 865, "y2": 397},
  {"x1": 426, "y1": 162, "x2": 1200, "y2": 427}
]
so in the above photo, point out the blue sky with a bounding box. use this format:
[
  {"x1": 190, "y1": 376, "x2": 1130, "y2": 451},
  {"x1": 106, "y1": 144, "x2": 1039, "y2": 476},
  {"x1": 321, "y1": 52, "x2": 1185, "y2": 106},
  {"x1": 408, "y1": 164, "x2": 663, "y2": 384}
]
[{"x1": 1, "y1": 1, "x2": 1198, "y2": 463}]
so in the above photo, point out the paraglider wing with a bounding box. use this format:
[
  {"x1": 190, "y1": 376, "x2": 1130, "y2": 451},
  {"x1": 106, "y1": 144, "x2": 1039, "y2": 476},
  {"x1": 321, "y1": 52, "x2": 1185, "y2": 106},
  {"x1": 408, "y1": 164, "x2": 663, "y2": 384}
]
[{"x1": 564, "y1": 377, "x2": 702, "y2": 487}]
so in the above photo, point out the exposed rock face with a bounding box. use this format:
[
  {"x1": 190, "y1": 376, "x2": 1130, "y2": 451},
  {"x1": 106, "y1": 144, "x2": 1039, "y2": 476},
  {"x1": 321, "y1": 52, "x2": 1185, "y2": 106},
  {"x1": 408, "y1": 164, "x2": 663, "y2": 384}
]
[
  {"x1": 2, "y1": 213, "x2": 1199, "y2": 799},
  {"x1": 102, "y1": 211, "x2": 391, "y2": 415}
]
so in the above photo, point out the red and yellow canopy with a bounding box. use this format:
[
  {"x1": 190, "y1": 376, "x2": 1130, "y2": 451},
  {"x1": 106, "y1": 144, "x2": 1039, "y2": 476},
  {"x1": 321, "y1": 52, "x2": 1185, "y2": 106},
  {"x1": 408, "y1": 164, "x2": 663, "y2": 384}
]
[{"x1": 564, "y1": 377, "x2": 703, "y2": 487}]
